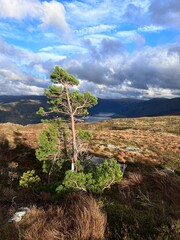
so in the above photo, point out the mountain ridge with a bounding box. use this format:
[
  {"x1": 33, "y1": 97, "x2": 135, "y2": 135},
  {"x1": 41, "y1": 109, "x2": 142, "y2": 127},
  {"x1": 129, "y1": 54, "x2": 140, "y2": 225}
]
[{"x1": 0, "y1": 95, "x2": 179, "y2": 125}]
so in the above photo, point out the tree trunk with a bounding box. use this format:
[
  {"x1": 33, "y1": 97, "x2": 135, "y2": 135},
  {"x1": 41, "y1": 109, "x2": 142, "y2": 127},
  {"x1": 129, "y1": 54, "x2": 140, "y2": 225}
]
[
  {"x1": 70, "y1": 113, "x2": 78, "y2": 171},
  {"x1": 65, "y1": 84, "x2": 78, "y2": 171}
]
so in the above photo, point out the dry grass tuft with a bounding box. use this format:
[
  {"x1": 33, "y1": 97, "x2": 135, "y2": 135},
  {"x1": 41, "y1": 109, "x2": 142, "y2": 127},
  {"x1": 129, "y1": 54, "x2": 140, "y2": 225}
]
[
  {"x1": 59, "y1": 192, "x2": 107, "y2": 240},
  {"x1": 18, "y1": 192, "x2": 106, "y2": 240},
  {"x1": 18, "y1": 206, "x2": 48, "y2": 240},
  {"x1": 119, "y1": 173, "x2": 143, "y2": 191}
]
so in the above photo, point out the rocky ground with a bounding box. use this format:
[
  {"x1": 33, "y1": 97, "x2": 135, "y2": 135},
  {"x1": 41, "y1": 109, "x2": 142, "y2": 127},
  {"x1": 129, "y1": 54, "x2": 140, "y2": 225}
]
[{"x1": 81, "y1": 116, "x2": 180, "y2": 173}]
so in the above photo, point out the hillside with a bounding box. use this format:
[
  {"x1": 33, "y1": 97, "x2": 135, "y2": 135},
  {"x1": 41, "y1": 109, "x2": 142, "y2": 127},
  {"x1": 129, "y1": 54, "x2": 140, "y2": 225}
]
[
  {"x1": 0, "y1": 116, "x2": 180, "y2": 239},
  {"x1": 0, "y1": 116, "x2": 179, "y2": 174},
  {"x1": 0, "y1": 96, "x2": 47, "y2": 124},
  {"x1": 0, "y1": 96, "x2": 180, "y2": 125}
]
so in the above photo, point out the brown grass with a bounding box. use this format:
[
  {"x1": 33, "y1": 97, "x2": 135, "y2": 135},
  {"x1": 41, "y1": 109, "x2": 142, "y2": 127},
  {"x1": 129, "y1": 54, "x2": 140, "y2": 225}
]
[
  {"x1": 144, "y1": 171, "x2": 180, "y2": 207},
  {"x1": 104, "y1": 170, "x2": 180, "y2": 239},
  {"x1": 119, "y1": 170, "x2": 180, "y2": 207},
  {"x1": 18, "y1": 192, "x2": 106, "y2": 240}
]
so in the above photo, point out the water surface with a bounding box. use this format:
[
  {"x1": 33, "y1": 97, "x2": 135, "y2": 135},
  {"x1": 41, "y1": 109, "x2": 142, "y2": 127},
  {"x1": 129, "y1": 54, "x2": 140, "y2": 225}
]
[{"x1": 85, "y1": 113, "x2": 115, "y2": 122}]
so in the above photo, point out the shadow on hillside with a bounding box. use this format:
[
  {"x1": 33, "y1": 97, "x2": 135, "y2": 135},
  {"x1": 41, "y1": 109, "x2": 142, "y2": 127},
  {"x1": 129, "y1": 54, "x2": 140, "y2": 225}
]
[
  {"x1": 104, "y1": 169, "x2": 180, "y2": 239},
  {"x1": 117, "y1": 159, "x2": 180, "y2": 208},
  {"x1": 125, "y1": 161, "x2": 162, "y2": 174},
  {"x1": 0, "y1": 132, "x2": 40, "y2": 189},
  {"x1": 0, "y1": 134, "x2": 9, "y2": 150},
  {"x1": 0, "y1": 131, "x2": 36, "y2": 162}
]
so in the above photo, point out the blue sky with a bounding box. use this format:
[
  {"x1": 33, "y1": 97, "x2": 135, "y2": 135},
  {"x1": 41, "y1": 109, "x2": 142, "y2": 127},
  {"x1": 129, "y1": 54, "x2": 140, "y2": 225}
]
[{"x1": 0, "y1": 0, "x2": 180, "y2": 99}]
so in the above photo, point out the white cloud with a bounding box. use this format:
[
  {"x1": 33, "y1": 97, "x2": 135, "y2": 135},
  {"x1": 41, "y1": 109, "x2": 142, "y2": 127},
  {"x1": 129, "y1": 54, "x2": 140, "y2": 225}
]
[
  {"x1": 38, "y1": 52, "x2": 66, "y2": 62},
  {"x1": 65, "y1": 1, "x2": 110, "y2": 26},
  {"x1": 0, "y1": 69, "x2": 24, "y2": 81},
  {"x1": 0, "y1": 0, "x2": 40, "y2": 19},
  {"x1": 0, "y1": 0, "x2": 69, "y2": 33},
  {"x1": 0, "y1": 38, "x2": 50, "y2": 95},
  {"x1": 40, "y1": 1, "x2": 69, "y2": 33},
  {"x1": 40, "y1": 45, "x2": 87, "y2": 55},
  {"x1": 116, "y1": 30, "x2": 145, "y2": 45},
  {"x1": 82, "y1": 34, "x2": 119, "y2": 46},
  {"x1": 65, "y1": 0, "x2": 150, "y2": 28},
  {"x1": 33, "y1": 64, "x2": 47, "y2": 74},
  {"x1": 142, "y1": 87, "x2": 180, "y2": 99},
  {"x1": 0, "y1": 78, "x2": 44, "y2": 95},
  {"x1": 14, "y1": 83, "x2": 44, "y2": 95},
  {"x1": 75, "y1": 24, "x2": 116, "y2": 36},
  {"x1": 1, "y1": 34, "x2": 180, "y2": 98},
  {"x1": 0, "y1": 38, "x2": 40, "y2": 64},
  {"x1": 138, "y1": 24, "x2": 165, "y2": 32}
]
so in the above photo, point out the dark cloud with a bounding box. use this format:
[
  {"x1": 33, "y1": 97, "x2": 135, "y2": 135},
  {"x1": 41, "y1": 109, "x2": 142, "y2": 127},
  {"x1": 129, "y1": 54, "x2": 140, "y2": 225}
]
[
  {"x1": 59, "y1": 40, "x2": 180, "y2": 99},
  {"x1": 67, "y1": 60, "x2": 111, "y2": 85},
  {"x1": 82, "y1": 38, "x2": 123, "y2": 60},
  {"x1": 149, "y1": 0, "x2": 180, "y2": 28},
  {"x1": 123, "y1": 3, "x2": 146, "y2": 23},
  {"x1": 168, "y1": 40, "x2": 180, "y2": 55},
  {"x1": 61, "y1": 38, "x2": 124, "y2": 86},
  {"x1": 99, "y1": 38, "x2": 123, "y2": 56}
]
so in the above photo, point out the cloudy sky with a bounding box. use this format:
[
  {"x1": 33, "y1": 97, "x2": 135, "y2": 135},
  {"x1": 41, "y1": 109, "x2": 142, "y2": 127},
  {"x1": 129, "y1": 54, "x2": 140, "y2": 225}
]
[{"x1": 0, "y1": 0, "x2": 180, "y2": 99}]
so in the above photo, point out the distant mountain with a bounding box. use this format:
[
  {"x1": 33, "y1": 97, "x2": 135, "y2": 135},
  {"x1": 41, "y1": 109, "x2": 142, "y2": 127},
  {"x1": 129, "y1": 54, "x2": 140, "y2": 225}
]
[
  {"x1": 88, "y1": 98, "x2": 143, "y2": 116},
  {"x1": 0, "y1": 95, "x2": 179, "y2": 125},
  {"x1": 88, "y1": 97, "x2": 180, "y2": 118},
  {"x1": 111, "y1": 97, "x2": 180, "y2": 118},
  {"x1": 0, "y1": 95, "x2": 47, "y2": 125}
]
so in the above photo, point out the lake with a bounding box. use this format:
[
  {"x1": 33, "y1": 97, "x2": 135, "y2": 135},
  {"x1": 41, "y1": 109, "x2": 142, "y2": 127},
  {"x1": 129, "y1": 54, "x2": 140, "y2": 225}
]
[{"x1": 85, "y1": 113, "x2": 115, "y2": 122}]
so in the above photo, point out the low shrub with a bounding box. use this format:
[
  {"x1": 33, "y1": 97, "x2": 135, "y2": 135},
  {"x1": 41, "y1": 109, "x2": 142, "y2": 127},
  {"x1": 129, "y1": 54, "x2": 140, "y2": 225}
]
[
  {"x1": 56, "y1": 159, "x2": 123, "y2": 195},
  {"x1": 19, "y1": 170, "x2": 40, "y2": 190}
]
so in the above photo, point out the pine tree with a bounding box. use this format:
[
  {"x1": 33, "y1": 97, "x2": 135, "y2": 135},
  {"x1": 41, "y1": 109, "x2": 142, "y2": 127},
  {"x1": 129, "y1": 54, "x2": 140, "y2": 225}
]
[{"x1": 38, "y1": 66, "x2": 97, "y2": 171}]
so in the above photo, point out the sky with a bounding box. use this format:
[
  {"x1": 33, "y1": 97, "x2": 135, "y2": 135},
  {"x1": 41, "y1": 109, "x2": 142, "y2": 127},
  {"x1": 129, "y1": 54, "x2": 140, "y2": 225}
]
[{"x1": 0, "y1": 0, "x2": 180, "y2": 99}]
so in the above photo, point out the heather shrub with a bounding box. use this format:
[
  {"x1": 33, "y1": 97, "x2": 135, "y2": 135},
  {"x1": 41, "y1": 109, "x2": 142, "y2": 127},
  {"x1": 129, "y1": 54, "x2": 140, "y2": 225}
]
[{"x1": 19, "y1": 170, "x2": 40, "y2": 190}]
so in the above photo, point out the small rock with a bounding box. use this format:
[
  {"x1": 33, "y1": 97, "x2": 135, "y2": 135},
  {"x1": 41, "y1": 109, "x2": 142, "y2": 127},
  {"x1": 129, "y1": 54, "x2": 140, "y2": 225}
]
[
  {"x1": 161, "y1": 169, "x2": 175, "y2": 175},
  {"x1": 125, "y1": 146, "x2": 142, "y2": 153},
  {"x1": 8, "y1": 207, "x2": 30, "y2": 223},
  {"x1": 106, "y1": 144, "x2": 119, "y2": 150},
  {"x1": 120, "y1": 164, "x2": 127, "y2": 175}
]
